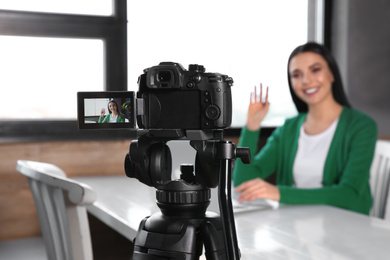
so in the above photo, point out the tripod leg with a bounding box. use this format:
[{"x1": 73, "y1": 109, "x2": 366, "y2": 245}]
[
  {"x1": 218, "y1": 158, "x2": 241, "y2": 259},
  {"x1": 201, "y1": 220, "x2": 227, "y2": 260},
  {"x1": 132, "y1": 215, "x2": 203, "y2": 260}
]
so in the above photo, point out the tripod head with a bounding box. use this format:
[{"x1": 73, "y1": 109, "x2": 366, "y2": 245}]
[
  {"x1": 125, "y1": 129, "x2": 249, "y2": 188},
  {"x1": 124, "y1": 129, "x2": 250, "y2": 259}
]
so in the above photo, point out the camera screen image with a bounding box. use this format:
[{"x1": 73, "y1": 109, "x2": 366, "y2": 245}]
[{"x1": 77, "y1": 91, "x2": 136, "y2": 129}]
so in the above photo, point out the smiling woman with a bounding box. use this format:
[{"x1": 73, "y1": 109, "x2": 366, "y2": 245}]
[
  {"x1": 233, "y1": 42, "x2": 378, "y2": 215},
  {"x1": 288, "y1": 52, "x2": 338, "y2": 117}
]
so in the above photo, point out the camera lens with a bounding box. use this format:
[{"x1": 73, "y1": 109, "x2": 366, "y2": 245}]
[{"x1": 158, "y1": 71, "x2": 171, "y2": 83}]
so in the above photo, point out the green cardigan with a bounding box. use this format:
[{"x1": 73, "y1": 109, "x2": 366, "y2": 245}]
[
  {"x1": 233, "y1": 107, "x2": 377, "y2": 215},
  {"x1": 98, "y1": 113, "x2": 126, "y2": 123}
]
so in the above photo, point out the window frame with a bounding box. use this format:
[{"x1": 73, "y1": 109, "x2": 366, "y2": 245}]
[
  {"x1": 0, "y1": 0, "x2": 129, "y2": 142},
  {"x1": 0, "y1": 0, "x2": 329, "y2": 142}
]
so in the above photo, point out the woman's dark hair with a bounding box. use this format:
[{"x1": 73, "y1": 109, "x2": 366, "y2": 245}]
[
  {"x1": 287, "y1": 42, "x2": 351, "y2": 112},
  {"x1": 107, "y1": 100, "x2": 119, "y2": 113}
]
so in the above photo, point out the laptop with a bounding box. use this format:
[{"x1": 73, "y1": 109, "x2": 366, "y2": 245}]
[{"x1": 231, "y1": 192, "x2": 279, "y2": 213}]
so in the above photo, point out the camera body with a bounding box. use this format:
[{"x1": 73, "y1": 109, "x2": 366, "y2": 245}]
[
  {"x1": 137, "y1": 62, "x2": 233, "y2": 130},
  {"x1": 77, "y1": 62, "x2": 233, "y2": 134}
]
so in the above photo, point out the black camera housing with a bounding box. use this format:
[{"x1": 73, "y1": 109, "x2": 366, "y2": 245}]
[{"x1": 136, "y1": 62, "x2": 233, "y2": 130}]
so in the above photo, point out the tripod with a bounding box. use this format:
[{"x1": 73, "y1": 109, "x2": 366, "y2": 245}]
[{"x1": 125, "y1": 131, "x2": 250, "y2": 259}]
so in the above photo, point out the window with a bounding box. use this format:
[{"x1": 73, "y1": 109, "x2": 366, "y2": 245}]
[
  {"x1": 0, "y1": 0, "x2": 112, "y2": 16},
  {"x1": 0, "y1": 0, "x2": 127, "y2": 142},
  {"x1": 0, "y1": 36, "x2": 104, "y2": 119},
  {"x1": 1, "y1": 0, "x2": 325, "y2": 141},
  {"x1": 127, "y1": 0, "x2": 317, "y2": 129}
]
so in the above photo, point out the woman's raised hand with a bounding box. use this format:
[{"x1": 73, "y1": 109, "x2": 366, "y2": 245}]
[{"x1": 246, "y1": 83, "x2": 270, "y2": 131}]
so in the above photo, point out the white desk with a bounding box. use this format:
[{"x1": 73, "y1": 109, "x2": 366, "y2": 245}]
[{"x1": 75, "y1": 176, "x2": 390, "y2": 260}]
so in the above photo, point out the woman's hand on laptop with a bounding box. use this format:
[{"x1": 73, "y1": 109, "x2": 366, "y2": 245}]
[{"x1": 235, "y1": 178, "x2": 280, "y2": 202}]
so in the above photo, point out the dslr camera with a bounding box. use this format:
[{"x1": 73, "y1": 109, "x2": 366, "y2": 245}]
[
  {"x1": 78, "y1": 62, "x2": 233, "y2": 133},
  {"x1": 137, "y1": 62, "x2": 233, "y2": 130}
]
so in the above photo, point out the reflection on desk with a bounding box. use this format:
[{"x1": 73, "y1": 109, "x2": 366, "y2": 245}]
[
  {"x1": 75, "y1": 176, "x2": 390, "y2": 260},
  {"x1": 75, "y1": 176, "x2": 159, "y2": 240}
]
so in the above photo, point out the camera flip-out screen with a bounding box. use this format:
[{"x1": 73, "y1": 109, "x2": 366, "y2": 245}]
[{"x1": 77, "y1": 91, "x2": 136, "y2": 129}]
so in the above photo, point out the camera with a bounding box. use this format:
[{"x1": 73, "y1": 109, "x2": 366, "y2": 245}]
[
  {"x1": 137, "y1": 62, "x2": 233, "y2": 130},
  {"x1": 77, "y1": 62, "x2": 233, "y2": 132}
]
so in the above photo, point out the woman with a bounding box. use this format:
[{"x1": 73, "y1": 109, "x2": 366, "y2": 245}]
[
  {"x1": 233, "y1": 42, "x2": 377, "y2": 215},
  {"x1": 98, "y1": 100, "x2": 126, "y2": 123}
]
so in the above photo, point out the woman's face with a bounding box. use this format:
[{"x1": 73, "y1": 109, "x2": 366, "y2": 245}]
[
  {"x1": 109, "y1": 102, "x2": 117, "y2": 113},
  {"x1": 289, "y1": 52, "x2": 335, "y2": 107}
]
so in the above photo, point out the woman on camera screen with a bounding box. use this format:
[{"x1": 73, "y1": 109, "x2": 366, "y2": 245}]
[
  {"x1": 98, "y1": 100, "x2": 126, "y2": 123},
  {"x1": 233, "y1": 42, "x2": 377, "y2": 215}
]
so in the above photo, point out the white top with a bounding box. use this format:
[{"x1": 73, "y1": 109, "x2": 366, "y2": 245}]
[
  {"x1": 293, "y1": 118, "x2": 339, "y2": 188},
  {"x1": 109, "y1": 115, "x2": 117, "y2": 123}
]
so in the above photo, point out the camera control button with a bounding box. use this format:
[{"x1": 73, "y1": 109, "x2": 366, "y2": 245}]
[
  {"x1": 191, "y1": 74, "x2": 202, "y2": 83},
  {"x1": 205, "y1": 104, "x2": 221, "y2": 120},
  {"x1": 187, "y1": 82, "x2": 195, "y2": 88}
]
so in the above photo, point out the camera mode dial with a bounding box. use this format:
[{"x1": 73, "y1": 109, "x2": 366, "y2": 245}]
[{"x1": 188, "y1": 64, "x2": 205, "y2": 73}]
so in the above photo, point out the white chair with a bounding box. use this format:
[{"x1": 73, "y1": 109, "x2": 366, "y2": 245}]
[
  {"x1": 369, "y1": 140, "x2": 390, "y2": 219},
  {"x1": 16, "y1": 160, "x2": 97, "y2": 260}
]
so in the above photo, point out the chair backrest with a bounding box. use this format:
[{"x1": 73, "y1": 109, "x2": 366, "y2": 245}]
[
  {"x1": 16, "y1": 160, "x2": 97, "y2": 260},
  {"x1": 369, "y1": 140, "x2": 390, "y2": 219}
]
